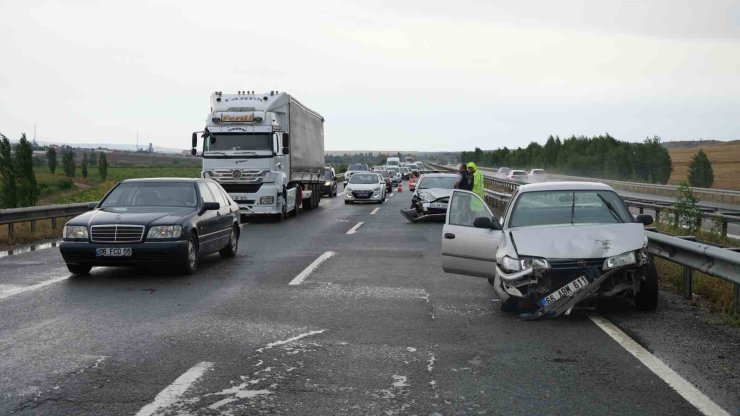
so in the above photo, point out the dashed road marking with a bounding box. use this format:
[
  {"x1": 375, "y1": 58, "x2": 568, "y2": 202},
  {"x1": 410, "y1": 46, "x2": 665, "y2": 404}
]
[
  {"x1": 346, "y1": 222, "x2": 364, "y2": 235},
  {"x1": 136, "y1": 361, "x2": 214, "y2": 416},
  {"x1": 288, "y1": 251, "x2": 336, "y2": 286},
  {"x1": 370, "y1": 207, "x2": 380, "y2": 215},
  {"x1": 589, "y1": 315, "x2": 730, "y2": 416},
  {"x1": 0, "y1": 276, "x2": 69, "y2": 301}
]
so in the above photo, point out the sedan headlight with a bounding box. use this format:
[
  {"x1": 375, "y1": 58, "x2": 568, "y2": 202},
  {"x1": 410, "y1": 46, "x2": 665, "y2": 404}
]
[
  {"x1": 501, "y1": 256, "x2": 548, "y2": 273},
  {"x1": 324, "y1": 181, "x2": 332, "y2": 186},
  {"x1": 603, "y1": 251, "x2": 636, "y2": 270},
  {"x1": 260, "y1": 196, "x2": 275, "y2": 205},
  {"x1": 373, "y1": 187, "x2": 381, "y2": 192},
  {"x1": 64, "y1": 225, "x2": 88, "y2": 239},
  {"x1": 147, "y1": 225, "x2": 182, "y2": 239},
  {"x1": 501, "y1": 256, "x2": 522, "y2": 273}
]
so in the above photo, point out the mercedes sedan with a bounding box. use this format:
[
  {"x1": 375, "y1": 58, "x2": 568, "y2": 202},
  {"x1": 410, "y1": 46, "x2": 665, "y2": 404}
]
[{"x1": 59, "y1": 178, "x2": 241, "y2": 275}]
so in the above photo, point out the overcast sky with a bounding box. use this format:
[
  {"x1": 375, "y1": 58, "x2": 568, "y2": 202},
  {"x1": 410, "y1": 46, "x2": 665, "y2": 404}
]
[{"x1": 1, "y1": 0, "x2": 738, "y2": 151}]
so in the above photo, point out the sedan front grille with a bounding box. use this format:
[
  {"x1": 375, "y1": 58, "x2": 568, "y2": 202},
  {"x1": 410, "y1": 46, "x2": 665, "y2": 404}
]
[
  {"x1": 548, "y1": 258, "x2": 605, "y2": 270},
  {"x1": 90, "y1": 225, "x2": 145, "y2": 243}
]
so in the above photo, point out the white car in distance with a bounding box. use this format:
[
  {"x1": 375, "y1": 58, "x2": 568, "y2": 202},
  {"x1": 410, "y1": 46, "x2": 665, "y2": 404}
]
[
  {"x1": 506, "y1": 170, "x2": 528, "y2": 182},
  {"x1": 344, "y1": 172, "x2": 386, "y2": 204}
]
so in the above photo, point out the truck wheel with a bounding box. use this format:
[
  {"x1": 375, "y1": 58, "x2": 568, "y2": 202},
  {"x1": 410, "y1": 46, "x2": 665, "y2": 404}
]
[
  {"x1": 314, "y1": 184, "x2": 321, "y2": 207},
  {"x1": 635, "y1": 260, "x2": 659, "y2": 311},
  {"x1": 67, "y1": 264, "x2": 92, "y2": 275}
]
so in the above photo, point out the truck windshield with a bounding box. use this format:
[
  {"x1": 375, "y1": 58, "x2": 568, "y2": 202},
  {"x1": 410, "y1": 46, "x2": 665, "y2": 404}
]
[{"x1": 204, "y1": 133, "x2": 272, "y2": 155}]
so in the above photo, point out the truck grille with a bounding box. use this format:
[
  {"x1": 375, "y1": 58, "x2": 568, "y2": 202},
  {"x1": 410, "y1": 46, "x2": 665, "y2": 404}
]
[
  {"x1": 221, "y1": 183, "x2": 263, "y2": 193},
  {"x1": 90, "y1": 225, "x2": 145, "y2": 243}
]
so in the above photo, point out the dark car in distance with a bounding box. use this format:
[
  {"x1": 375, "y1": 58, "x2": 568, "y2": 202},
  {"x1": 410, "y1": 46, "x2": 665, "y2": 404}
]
[
  {"x1": 59, "y1": 178, "x2": 241, "y2": 275},
  {"x1": 322, "y1": 167, "x2": 338, "y2": 197}
]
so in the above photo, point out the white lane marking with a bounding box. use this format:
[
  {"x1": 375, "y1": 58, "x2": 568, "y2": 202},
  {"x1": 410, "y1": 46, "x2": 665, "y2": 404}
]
[
  {"x1": 256, "y1": 329, "x2": 328, "y2": 353},
  {"x1": 370, "y1": 207, "x2": 380, "y2": 215},
  {"x1": 346, "y1": 222, "x2": 364, "y2": 235},
  {"x1": 0, "y1": 276, "x2": 69, "y2": 300},
  {"x1": 288, "y1": 251, "x2": 335, "y2": 286},
  {"x1": 589, "y1": 315, "x2": 730, "y2": 416},
  {"x1": 136, "y1": 361, "x2": 214, "y2": 416}
]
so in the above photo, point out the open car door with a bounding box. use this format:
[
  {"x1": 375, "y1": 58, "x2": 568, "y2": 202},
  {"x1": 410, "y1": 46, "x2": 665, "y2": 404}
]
[{"x1": 441, "y1": 190, "x2": 502, "y2": 278}]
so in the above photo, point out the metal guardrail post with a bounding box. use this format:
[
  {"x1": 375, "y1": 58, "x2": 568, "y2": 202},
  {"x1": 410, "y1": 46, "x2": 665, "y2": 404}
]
[
  {"x1": 8, "y1": 223, "x2": 13, "y2": 238},
  {"x1": 683, "y1": 267, "x2": 693, "y2": 300},
  {"x1": 734, "y1": 283, "x2": 740, "y2": 314}
]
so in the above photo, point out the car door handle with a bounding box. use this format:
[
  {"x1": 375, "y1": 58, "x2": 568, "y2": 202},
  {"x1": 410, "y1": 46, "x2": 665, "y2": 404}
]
[{"x1": 444, "y1": 233, "x2": 455, "y2": 239}]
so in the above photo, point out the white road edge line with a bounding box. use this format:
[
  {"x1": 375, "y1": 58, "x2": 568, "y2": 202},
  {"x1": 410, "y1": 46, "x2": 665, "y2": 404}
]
[
  {"x1": 0, "y1": 276, "x2": 69, "y2": 300},
  {"x1": 589, "y1": 315, "x2": 730, "y2": 416},
  {"x1": 346, "y1": 222, "x2": 364, "y2": 235},
  {"x1": 136, "y1": 361, "x2": 214, "y2": 416},
  {"x1": 288, "y1": 251, "x2": 336, "y2": 286},
  {"x1": 370, "y1": 207, "x2": 380, "y2": 215}
]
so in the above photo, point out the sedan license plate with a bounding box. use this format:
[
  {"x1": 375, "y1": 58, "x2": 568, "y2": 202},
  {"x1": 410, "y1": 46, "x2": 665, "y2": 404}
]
[
  {"x1": 96, "y1": 247, "x2": 132, "y2": 257},
  {"x1": 429, "y1": 202, "x2": 447, "y2": 209},
  {"x1": 539, "y1": 275, "x2": 589, "y2": 307}
]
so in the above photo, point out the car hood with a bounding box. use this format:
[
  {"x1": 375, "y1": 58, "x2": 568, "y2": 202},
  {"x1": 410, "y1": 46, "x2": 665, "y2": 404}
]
[
  {"x1": 510, "y1": 223, "x2": 646, "y2": 259},
  {"x1": 346, "y1": 183, "x2": 382, "y2": 191},
  {"x1": 71, "y1": 207, "x2": 195, "y2": 227},
  {"x1": 416, "y1": 188, "x2": 453, "y2": 201}
]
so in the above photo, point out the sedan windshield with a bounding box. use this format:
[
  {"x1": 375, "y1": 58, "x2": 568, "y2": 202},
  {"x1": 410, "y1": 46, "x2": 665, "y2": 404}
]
[
  {"x1": 324, "y1": 170, "x2": 334, "y2": 180},
  {"x1": 348, "y1": 164, "x2": 368, "y2": 171},
  {"x1": 418, "y1": 176, "x2": 459, "y2": 189},
  {"x1": 100, "y1": 182, "x2": 198, "y2": 208},
  {"x1": 349, "y1": 174, "x2": 379, "y2": 184},
  {"x1": 508, "y1": 190, "x2": 632, "y2": 228},
  {"x1": 204, "y1": 133, "x2": 272, "y2": 154}
]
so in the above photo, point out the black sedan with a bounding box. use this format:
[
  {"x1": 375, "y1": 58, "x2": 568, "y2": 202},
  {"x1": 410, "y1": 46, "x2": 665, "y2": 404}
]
[{"x1": 59, "y1": 178, "x2": 241, "y2": 275}]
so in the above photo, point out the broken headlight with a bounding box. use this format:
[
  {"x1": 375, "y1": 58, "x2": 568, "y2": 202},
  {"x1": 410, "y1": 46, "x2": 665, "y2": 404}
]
[
  {"x1": 501, "y1": 256, "x2": 549, "y2": 273},
  {"x1": 603, "y1": 251, "x2": 636, "y2": 270}
]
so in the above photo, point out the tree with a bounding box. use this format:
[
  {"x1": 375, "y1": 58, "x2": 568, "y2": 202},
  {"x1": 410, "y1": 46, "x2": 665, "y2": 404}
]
[
  {"x1": 81, "y1": 152, "x2": 88, "y2": 178},
  {"x1": 47, "y1": 147, "x2": 57, "y2": 174},
  {"x1": 0, "y1": 133, "x2": 18, "y2": 208},
  {"x1": 98, "y1": 152, "x2": 108, "y2": 181},
  {"x1": 688, "y1": 149, "x2": 714, "y2": 188},
  {"x1": 675, "y1": 182, "x2": 700, "y2": 232},
  {"x1": 15, "y1": 133, "x2": 39, "y2": 206},
  {"x1": 62, "y1": 146, "x2": 76, "y2": 177}
]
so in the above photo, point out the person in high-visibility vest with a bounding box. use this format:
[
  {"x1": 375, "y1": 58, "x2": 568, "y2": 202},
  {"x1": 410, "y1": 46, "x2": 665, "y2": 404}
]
[{"x1": 467, "y1": 162, "x2": 485, "y2": 199}]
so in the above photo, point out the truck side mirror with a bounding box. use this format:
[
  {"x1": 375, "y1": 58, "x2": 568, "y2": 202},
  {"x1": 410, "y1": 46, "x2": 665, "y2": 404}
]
[
  {"x1": 191, "y1": 132, "x2": 197, "y2": 148},
  {"x1": 282, "y1": 133, "x2": 290, "y2": 155}
]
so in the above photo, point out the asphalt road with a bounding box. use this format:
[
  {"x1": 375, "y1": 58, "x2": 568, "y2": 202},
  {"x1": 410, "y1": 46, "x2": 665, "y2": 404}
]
[{"x1": 0, "y1": 183, "x2": 738, "y2": 415}]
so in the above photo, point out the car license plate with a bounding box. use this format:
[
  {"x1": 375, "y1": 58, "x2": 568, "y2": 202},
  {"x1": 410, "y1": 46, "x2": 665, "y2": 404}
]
[
  {"x1": 96, "y1": 247, "x2": 132, "y2": 257},
  {"x1": 429, "y1": 202, "x2": 447, "y2": 209},
  {"x1": 232, "y1": 195, "x2": 250, "y2": 201},
  {"x1": 539, "y1": 275, "x2": 590, "y2": 307}
]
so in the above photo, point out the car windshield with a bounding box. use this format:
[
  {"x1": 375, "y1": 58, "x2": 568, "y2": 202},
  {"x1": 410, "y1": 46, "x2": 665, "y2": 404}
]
[
  {"x1": 531, "y1": 169, "x2": 545, "y2": 174},
  {"x1": 418, "y1": 176, "x2": 459, "y2": 189},
  {"x1": 100, "y1": 182, "x2": 198, "y2": 208},
  {"x1": 348, "y1": 164, "x2": 368, "y2": 171},
  {"x1": 324, "y1": 170, "x2": 334, "y2": 180},
  {"x1": 204, "y1": 133, "x2": 272, "y2": 154},
  {"x1": 349, "y1": 174, "x2": 379, "y2": 184},
  {"x1": 508, "y1": 190, "x2": 632, "y2": 228}
]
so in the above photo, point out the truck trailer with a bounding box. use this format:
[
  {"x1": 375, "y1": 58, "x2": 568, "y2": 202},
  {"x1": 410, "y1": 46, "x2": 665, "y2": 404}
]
[{"x1": 191, "y1": 91, "x2": 325, "y2": 220}]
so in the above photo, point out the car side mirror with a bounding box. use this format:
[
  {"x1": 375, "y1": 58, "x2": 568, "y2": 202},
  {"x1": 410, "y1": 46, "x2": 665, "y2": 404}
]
[
  {"x1": 202, "y1": 202, "x2": 220, "y2": 211},
  {"x1": 636, "y1": 214, "x2": 653, "y2": 226},
  {"x1": 87, "y1": 202, "x2": 98, "y2": 210},
  {"x1": 473, "y1": 216, "x2": 501, "y2": 230},
  {"x1": 282, "y1": 133, "x2": 290, "y2": 154}
]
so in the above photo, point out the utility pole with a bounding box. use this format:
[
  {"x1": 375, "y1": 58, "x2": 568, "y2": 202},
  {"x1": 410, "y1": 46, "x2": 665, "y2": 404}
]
[
  {"x1": 33, "y1": 123, "x2": 37, "y2": 141},
  {"x1": 136, "y1": 130, "x2": 139, "y2": 151}
]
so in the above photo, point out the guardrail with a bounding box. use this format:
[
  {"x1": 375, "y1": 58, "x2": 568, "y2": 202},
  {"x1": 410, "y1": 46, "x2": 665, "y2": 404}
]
[
  {"x1": 427, "y1": 162, "x2": 740, "y2": 313},
  {"x1": 0, "y1": 203, "x2": 94, "y2": 238}
]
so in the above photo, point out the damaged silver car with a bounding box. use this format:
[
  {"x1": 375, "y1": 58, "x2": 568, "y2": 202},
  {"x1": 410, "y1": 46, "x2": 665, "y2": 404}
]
[
  {"x1": 401, "y1": 173, "x2": 459, "y2": 223},
  {"x1": 441, "y1": 182, "x2": 657, "y2": 319}
]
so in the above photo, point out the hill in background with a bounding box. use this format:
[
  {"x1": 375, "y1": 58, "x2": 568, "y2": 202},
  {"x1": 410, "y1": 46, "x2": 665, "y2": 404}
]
[{"x1": 666, "y1": 141, "x2": 740, "y2": 190}]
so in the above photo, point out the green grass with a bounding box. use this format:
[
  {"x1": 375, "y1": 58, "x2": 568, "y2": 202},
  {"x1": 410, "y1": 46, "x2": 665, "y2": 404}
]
[{"x1": 34, "y1": 165, "x2": 201, "y2": 205}]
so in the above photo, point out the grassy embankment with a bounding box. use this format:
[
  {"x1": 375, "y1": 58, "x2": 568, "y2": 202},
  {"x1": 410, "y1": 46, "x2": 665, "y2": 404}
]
[{"x1": 0, "y1": 162, "x2": 200, "y2": 247}]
